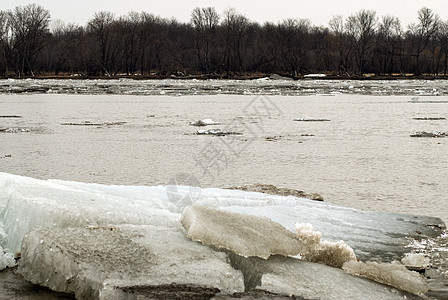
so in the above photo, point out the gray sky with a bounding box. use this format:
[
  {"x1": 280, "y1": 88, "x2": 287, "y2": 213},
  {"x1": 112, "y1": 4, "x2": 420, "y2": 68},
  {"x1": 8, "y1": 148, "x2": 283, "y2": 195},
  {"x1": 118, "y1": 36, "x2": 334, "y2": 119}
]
[{"x1": 1, "y1": 0, "x2": 447, "y2": 28}]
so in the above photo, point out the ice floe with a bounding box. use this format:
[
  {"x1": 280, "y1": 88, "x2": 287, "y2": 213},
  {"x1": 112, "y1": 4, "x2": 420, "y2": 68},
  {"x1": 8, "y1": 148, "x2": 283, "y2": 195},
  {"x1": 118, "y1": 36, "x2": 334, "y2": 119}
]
[
  {"x1": 189, "y1": 118, "x2": 221, "y2": 126},
  {"x1": 0, "y1": 173, "x2": 446, "y2": 299},
  {"x1": 413, "y1": 117, "x2": 446, "y2": 120},
  {"x1": 60, "y1": 121, "x2": 127, "y2": 126},
  {"x1": 196, "y1": 129, "x2": 242, "y2": 136},
  {"x1": 293, "y1": 118, "x2": 331, "y2": 122},
  {"x1": 410, "y1": 131, "x2": 446, "y2": 138},
  {"x1": 0, "y1": 127, "x2": 31, "y2": 133}
]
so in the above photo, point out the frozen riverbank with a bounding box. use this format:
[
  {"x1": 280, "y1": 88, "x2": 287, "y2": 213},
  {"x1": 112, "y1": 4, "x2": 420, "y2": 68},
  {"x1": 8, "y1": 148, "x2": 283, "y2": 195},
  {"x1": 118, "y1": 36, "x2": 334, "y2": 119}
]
[{"x1": 0, "y1": 173, "x2": 446, "y2": 299}]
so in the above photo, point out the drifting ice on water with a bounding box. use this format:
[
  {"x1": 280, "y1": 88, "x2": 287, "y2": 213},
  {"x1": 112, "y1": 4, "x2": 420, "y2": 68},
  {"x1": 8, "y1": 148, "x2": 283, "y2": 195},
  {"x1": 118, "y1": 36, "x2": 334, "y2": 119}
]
[{"x1": 0, "y1": 173, "x2": 445, "y2": 299}]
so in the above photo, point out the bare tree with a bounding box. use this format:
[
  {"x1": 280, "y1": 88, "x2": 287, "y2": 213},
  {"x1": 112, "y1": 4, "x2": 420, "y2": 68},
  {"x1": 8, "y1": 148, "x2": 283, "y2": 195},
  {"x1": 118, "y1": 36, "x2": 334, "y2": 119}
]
[
  {"x1": 45, "y1": 20, "x2": 85, "y2": 75},
  {"x1": 136, "y1": 12, "x2": 158, "y2": 74},
  {"x1": 88, "y1": 11, "x2": 117, "y2": 75},
  {"x1": 7, "y1": 4, "x2": 50, "y2": 76},
  {"x1": 221, "y1": 8, "x2": 251, "y2": 74},
  {"x1": 310, "y1": 26, "x2": 333, "y2": 72},
  {"x1": 114, "y1": 12, "x2": 141, "y2": 75},
  {"x1": 191, "y1": 7, "x2": 219, "y2": 73},
  {"x1": 407, "y1": 7, "x2": 440, "y2": 75},
  {"x1": 438, "y1": 21, "x2": 448, "y2": 75},
  {"x1": 345, "y1": 10, "x2": 377, "y2": 75},
  {"x1": 277, "y1": 18, "x2": 312, "y2": 76},
  {"x1": 0, "y1": 11, "x2": 10, "y2": 75},
  {"x1": 259, "y1": 22, "x2": 281, "y2": 73},
  {"x1": 329, "y1": 15, "x2": 351, "y2": 75},
  {"x1": 376, "y1": 15, "x2": 403, "y2": 74},
  {"x1": 1, "y1": 3, "x2": 448, "y2": 77}
]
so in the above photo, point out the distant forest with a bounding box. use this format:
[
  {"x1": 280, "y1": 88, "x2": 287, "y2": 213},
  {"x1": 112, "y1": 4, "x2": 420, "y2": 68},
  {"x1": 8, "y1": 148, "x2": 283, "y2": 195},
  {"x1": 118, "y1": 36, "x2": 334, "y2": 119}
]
[{"x1": 0, "y1": 4, "x2": 447, "y2": 78}]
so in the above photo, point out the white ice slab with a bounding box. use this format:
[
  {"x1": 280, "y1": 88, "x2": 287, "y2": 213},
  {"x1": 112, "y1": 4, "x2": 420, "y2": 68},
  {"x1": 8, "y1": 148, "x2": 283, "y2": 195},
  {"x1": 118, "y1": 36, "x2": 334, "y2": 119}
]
[
  {"x1": 181, "y1": 204, "x2": 306, "y2": 259},
  {"x1": 0, "y1": 173, "x2": 444, "y2": 268},
  {"x1": 18, "y1": 225, "x2": 245, "y2": 299},
  {"x1": 0, "y1": 173, "x2": 445, "y2": 298}
]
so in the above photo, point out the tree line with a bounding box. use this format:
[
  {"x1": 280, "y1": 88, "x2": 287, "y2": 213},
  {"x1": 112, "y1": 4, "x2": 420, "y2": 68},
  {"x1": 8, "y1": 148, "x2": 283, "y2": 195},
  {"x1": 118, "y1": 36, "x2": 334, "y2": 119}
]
[{"x1": 0, "y1": 4, "x2": 447, "y2": 78}]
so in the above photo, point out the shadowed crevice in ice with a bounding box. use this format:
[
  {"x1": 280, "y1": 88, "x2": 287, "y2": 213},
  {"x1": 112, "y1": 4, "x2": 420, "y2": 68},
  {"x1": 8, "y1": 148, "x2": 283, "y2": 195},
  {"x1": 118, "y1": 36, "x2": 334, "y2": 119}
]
[{"x1": 110, "y1": 284, "x2": 221, "y2": 299}]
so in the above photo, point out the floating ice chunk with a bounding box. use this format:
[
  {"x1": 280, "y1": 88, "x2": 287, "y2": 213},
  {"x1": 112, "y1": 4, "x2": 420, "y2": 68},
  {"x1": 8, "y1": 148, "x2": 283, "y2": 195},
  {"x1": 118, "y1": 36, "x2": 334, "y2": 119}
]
[
  {"x1": 410, "y1": 131, "x2": 446, "y2": 138},
  {"x1": 342, "y1": 260, "x2": 428, "y2": 295},
  {"x1": 0, "y1": 127, "x2": 32, "y2": 133},
  {"x1": 18, "y1": 225, "x2": 245, "y2": 299},
  {"x1": 303, "y1": 74, "x2": 326, "y2": 78},
  {"x1": 60, "y1": 121, "x2": 126, "y2": 126},
  {"x1": 196, "y1": 128, "x2": 242, "y2": 135},
  {"x1": 413, "y1": 117, "x2": 446, "y2": 120},
  {"x1": 190, "y1": 118, "x2": 220, "y2": 126},
  {"x1": 269, "y1": 74, "x2": 293, "y2": 80},
  {"x1": 0, "y1": 115, "x2": 22, "y2": 118},
  {"x1": 295, "y1": 223, "x2": 356, "y2": 268},
  {"x1": 293, "y1": 118, "x2": 330, "y2": 122},
  {"x1": 181, "y1": 205, "x2": 306, "y2": 259}
]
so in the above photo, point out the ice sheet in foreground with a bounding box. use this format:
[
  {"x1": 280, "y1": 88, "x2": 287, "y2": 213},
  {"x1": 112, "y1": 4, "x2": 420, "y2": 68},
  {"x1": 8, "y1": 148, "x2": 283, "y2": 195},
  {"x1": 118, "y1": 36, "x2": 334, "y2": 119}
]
[
  {"x1": 19, "y1": 225, "x2": 421, "y2": 300},
  {"x1": 0, "y1": 173, "x2": 444, "y2": 298},
  {"x1": 0, "y1": 172, "x2": 444, "y2": 268}
]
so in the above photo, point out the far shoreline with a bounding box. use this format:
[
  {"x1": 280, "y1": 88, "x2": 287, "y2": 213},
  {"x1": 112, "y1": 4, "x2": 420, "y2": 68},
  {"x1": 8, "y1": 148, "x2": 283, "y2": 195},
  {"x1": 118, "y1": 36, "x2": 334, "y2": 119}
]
[{"x1": 1, "y1": 73, "x2": 448, "y2": 81}]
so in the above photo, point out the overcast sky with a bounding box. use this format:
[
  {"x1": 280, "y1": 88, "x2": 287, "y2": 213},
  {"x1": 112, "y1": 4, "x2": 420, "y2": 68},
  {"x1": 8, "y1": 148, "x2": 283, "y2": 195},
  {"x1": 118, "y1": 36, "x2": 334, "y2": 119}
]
[{"x1": 1, "y1": 0, "x2": 447, "y2": 28}]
